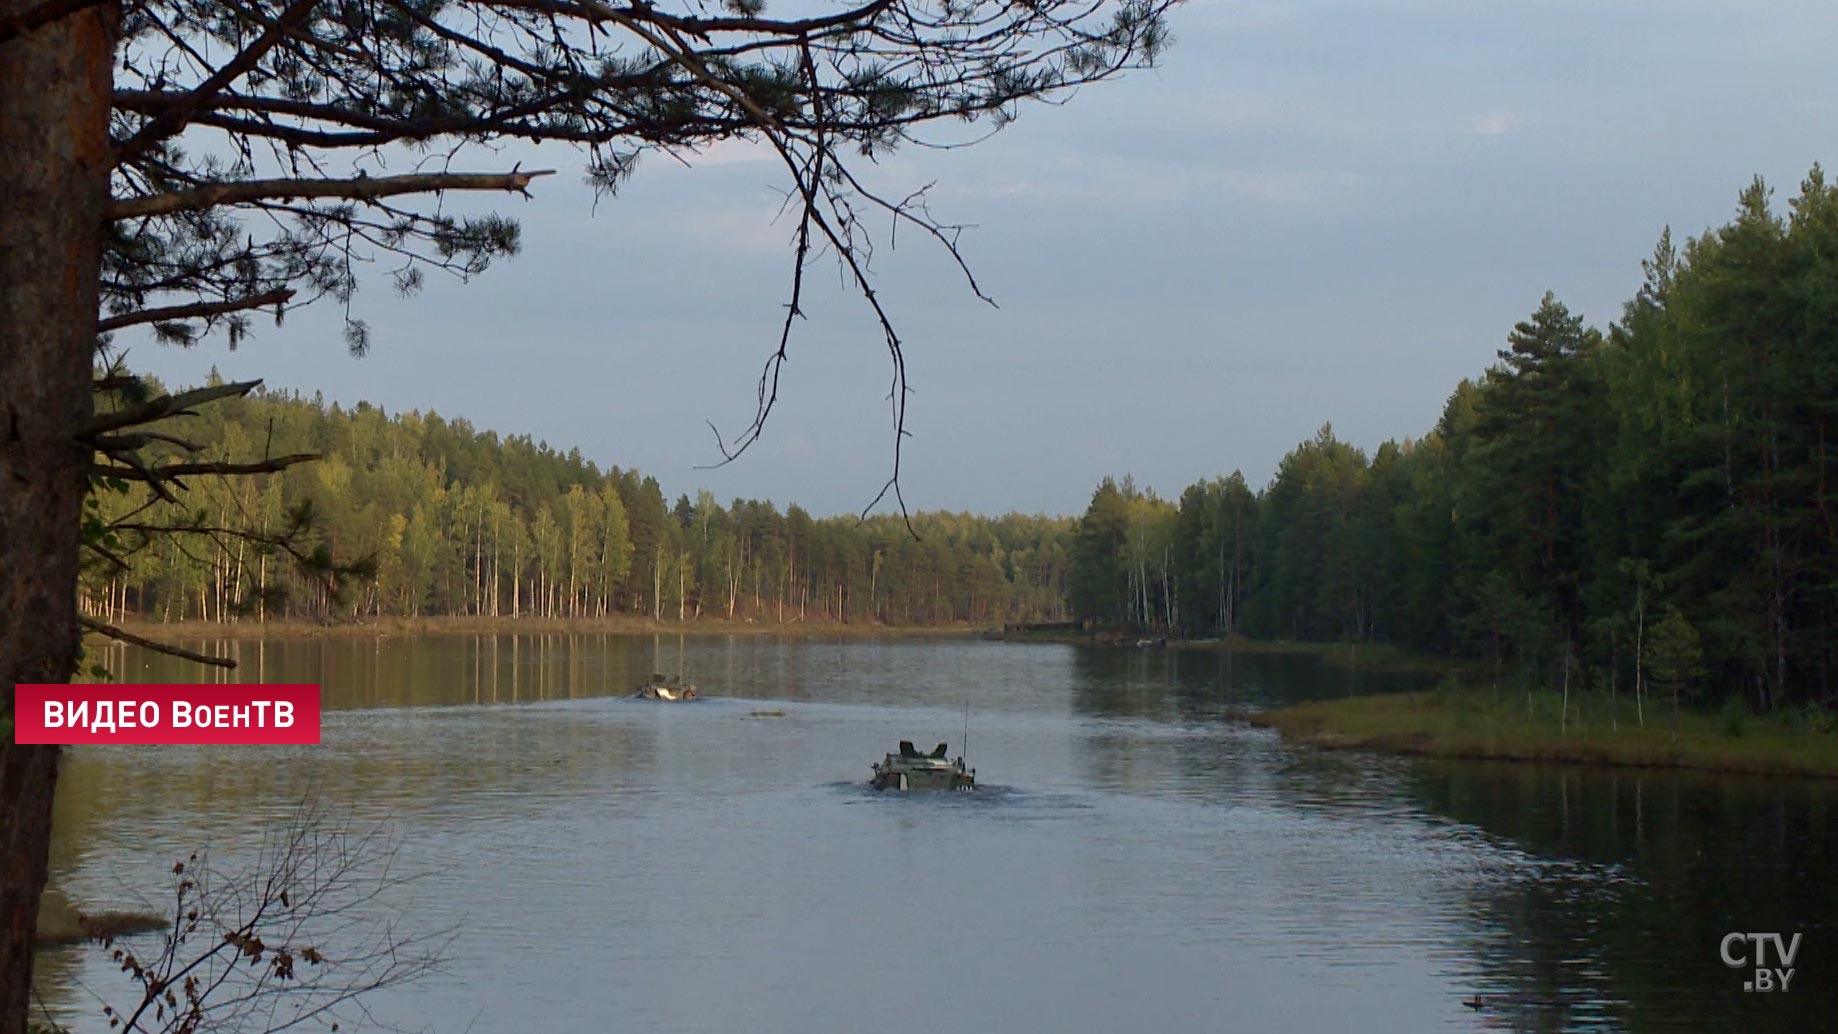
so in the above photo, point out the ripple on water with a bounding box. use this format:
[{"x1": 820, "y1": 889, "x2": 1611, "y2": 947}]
[{"x1": 42, "y1": 637, "x2": 1833, "y2": 1034}]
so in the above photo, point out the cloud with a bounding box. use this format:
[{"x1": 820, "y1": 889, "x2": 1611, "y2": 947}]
[
  {"x1": 1469, "y1": 112, "x2": 1522, "y2": 137},
  {"x1": 942, "y1": 154, "x2": 1365, "y2": 210},
  {"x1": 643, "y1": 136, "x2": 779, "y2": 174}
]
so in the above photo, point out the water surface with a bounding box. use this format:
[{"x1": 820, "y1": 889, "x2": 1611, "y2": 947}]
[{"x1": 41, "y1": 635, "x2": 1834, "y2": 1032}]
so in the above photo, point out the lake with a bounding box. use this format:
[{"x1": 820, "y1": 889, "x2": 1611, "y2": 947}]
[{"x1": 38, "y1": 634, "x2": 1835, "y2": 1032}]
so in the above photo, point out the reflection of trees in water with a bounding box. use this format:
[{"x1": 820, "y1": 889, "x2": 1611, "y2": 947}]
[
  {"x1": 66, "y1": 636, "x2": 1833, "y2": 1032},
  {"x1": 44, "y1": 692, "x2": 668, "y2": 1023},
  {"x1": 1062, "y1": 646, "x2": 1431, "y2": 801},
  {"x1": 1064, "y1": 647, "x2": 1326, "y2": 803},
  {"x1": 46, "y1": 656, "x2": 666, "y2": 935},
  {"x1": 1067, "y1": 645, "x2": 1426, "y2": 722},
  {"x1": 1406, "y1": 761, "x2": 1835, "y2": 1033},
  {"x1": 1061, "y1": 645, "x2": 1834, "y2": 1031},
  {"x1": 104, "y1": 632, "x2": 703, "y2": 708}
]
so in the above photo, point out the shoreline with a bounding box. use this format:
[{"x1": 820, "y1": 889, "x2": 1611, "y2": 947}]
[
  {"x1": 1248, "y1": 689, "x2": 1838, "y2": 779},
  {"x1": 990, "y1": 629, "x2": 1465, "y2": 675},
  {"x1": 96, "y1": 618, "x2": 1470, "y2": 679},
  {"x1": 92, "y1": 615, "x2": 989, "y2": 643},
  {"x1": 1169, "y1": 635, "x2": 1464, "y2": 675},
  {"x1": 34, "y1": 887, "x2": 168, "y2": 950}
]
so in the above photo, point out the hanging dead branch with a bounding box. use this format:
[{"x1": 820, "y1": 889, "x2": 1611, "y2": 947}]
[
  {"x1": 94, "y1": 0, "x2": 1177, "y2": 501},
  {"x1": 55, "y1": 0, "x2": 1176, "y2": 664}
]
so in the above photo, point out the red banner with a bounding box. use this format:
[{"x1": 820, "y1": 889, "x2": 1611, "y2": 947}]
[{"x1": 12, "y1": 684, "x2": 321, "y2": 745}]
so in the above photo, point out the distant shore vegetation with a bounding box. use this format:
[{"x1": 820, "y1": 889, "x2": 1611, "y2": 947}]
[
  {"x1": 1250, "y1": 689, "x2": 1838, "y2": 779},
  {"x1": 96, "y1": 171, "x2": 1838, "y2": 730},
  {"x1": 80, "y1": 390, "x2": 1075, "y2": 631},
  {"x1": 1066, "y1": 169, "x2": 1838, "y2": 722}
]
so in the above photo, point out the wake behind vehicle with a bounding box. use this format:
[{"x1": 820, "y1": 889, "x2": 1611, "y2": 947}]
[{"x1": 871, "y1": 740, "x2": 975, "y2": 791}]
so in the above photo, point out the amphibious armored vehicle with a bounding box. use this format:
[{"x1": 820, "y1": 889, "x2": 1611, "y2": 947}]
[
  {"x1": 870, "y1": 740, "x2": 975, "y2": 791},
  {"x1": 634, "y1": 674, "x2": 697, "y2": 701}
]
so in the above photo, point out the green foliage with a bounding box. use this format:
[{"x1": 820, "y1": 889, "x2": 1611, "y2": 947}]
[
  {"x1": 1069, "y1": 477, "x2": 1178, "y2": 628},
  {"x1": 85, "y1": 378, "x2": 1073, "y2": 627},
  {"x1": 1720, "y1": 696, "x2": 1748, "y2": 738},
  {"x1": 1253, "y1": 689, "x2": 1838, "y2": 777},
  {"x1": 1068, "y1": 167, "x2": 1838, "y2": 713},
  {"x1": 1646, "y1": 606, "x2": 1705, "y2": 700}
]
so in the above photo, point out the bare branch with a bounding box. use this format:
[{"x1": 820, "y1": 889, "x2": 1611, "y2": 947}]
[
  {"x1": 79, "y1": 615, "x2": 237, "y2": 668},
  {"x1": 94, "y1": 453, "x2": 321, "y2": 483},
  {"x1": 87, "y1": 0, "x2": 1176, "y2": 535},
  {"x1": 78, "y1": 800, "x2": 449, "y2": 1034}
]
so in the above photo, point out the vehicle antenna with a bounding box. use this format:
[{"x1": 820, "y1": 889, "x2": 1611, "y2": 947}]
[{"x1": 963, "y1": 694, "x2": 970, "y2": 760}]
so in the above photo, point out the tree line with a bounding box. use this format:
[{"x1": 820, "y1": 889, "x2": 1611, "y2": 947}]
[
  {"x1": 3, "y1": 0, "x2": 1174, "y2": 1023},
  {"x1": 1071, "y1": 169, "x2": 1838, "y2": 712},
  {"x1": 83, "y1": 379, "x2": 1074, "y2": 629}
]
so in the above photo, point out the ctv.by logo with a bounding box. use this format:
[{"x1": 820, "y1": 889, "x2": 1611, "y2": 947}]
[{"x1": 1721, "y1": 932, "x2": 1801, "y2": 992}]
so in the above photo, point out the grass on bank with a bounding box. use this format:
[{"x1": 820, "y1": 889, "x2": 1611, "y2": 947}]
[{"x1": 1250, "y1": 685, "x2": 1838, "y2": 778}]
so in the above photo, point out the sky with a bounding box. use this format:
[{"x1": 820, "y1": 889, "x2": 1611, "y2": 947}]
[{"x1": 133, "y1": 0, "x2": 1838, "y2": 518}]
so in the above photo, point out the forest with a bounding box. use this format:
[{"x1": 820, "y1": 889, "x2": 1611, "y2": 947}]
[
  {"x1": 82, "y1": 385, "x2": 1074, "y2": 629},
  {"x1": 1070, "y1": 170, "x2": 1838, "y2": 712},
  {"x1": 96, "y1": 170, "x2": 1838, "y2": 714}
]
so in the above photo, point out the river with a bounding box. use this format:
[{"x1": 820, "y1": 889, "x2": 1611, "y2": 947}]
[{"x1": 37, "y1": 634, "x2": 1834, "y2": 1032}]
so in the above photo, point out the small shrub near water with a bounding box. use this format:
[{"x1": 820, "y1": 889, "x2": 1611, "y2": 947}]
[{"x1": 1720, "y1": 697, "x2": 1748, "y2": 738}]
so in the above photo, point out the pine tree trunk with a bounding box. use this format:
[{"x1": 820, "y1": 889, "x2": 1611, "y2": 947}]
[
  {"x1": 1217, "y1": 532, "x2": 1227, "y2": 635},
  {"x1": 1561, "y1": 644, "x2": 1571, "y2": 733},
  {"x1": 1634, "y1": 591, "x2": 1647, "y2": 728},
  {"x1": 0, "y1": 6, "x2": 116, "y2": 1032}
]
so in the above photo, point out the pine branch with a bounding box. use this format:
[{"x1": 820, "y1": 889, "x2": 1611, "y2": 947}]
[
  {"x1": 83, "y1": 380, "x2": 265, "y2": 437},
  {"x1": 491, "y1": 0, "x2": 901, "y2": 39},
  {"x1": 82, "y1": 539, "x2": 132, "y2": 573},
  {"x1": 108, "y1": 170, "x2": 555, "y2": 220},
  {"x1": 113, "y1": 0, "x2": 326, "y2": 164},
  {"x1": 79, "y1": 616, "x2": 238, "y2": 668},
  {"x1": 102, "y1": 449, "x2": 184, "y2": 504},
  {"x1": 93, "y1": 453, "x2": 322, "y2": 483},
  {"x1": 113, "y1": 89, "x2": 647, "y2": 148},
  {"x1": 91, "y1": 431, "x2": 205, "y2": 453},
  {"x1": 98, "y1": 288, "x2": 295, "y2": 332},
  {"x1": 130, "y1": 109, "x2": 618, "y2": 150}
]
